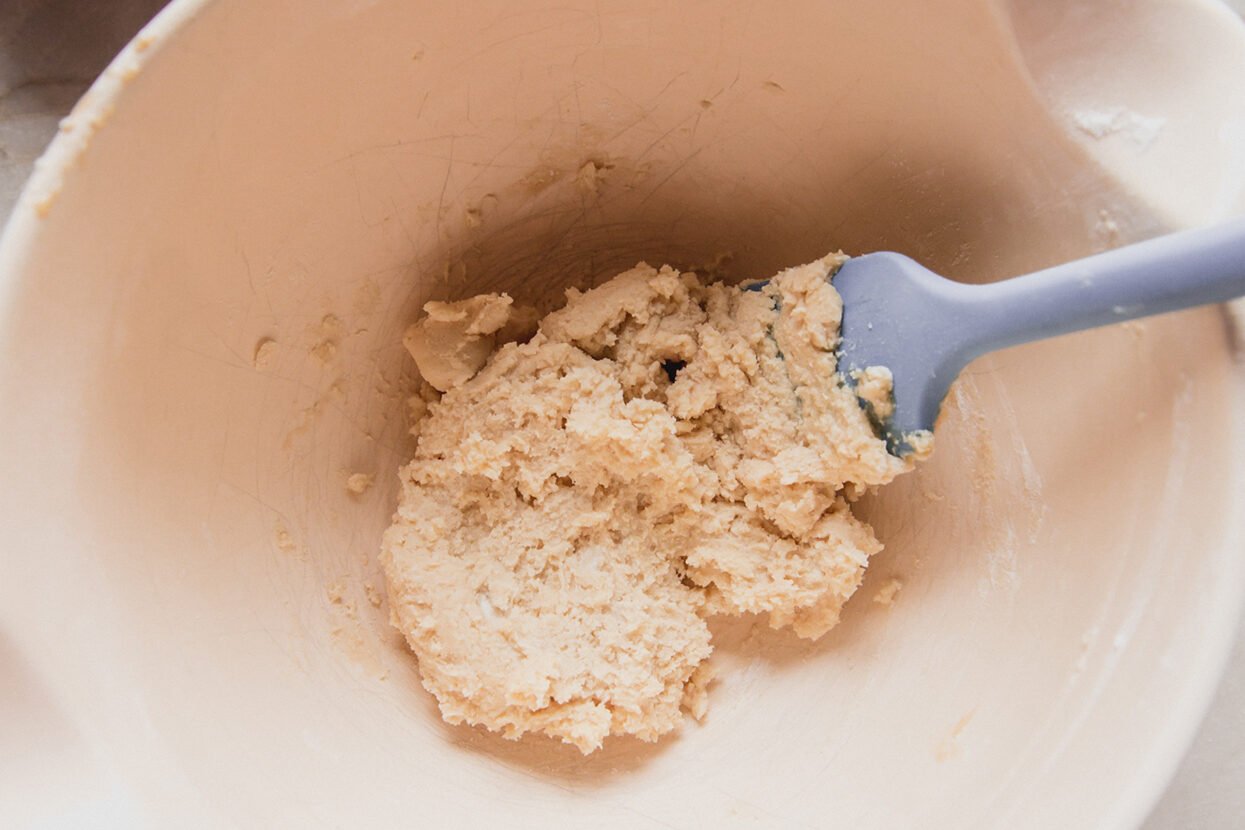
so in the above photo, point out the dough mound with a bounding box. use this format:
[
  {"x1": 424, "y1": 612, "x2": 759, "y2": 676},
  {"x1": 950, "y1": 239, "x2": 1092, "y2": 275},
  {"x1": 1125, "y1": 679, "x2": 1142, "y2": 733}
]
[{"x1": 381, "y1": 255, "x2": 916, "y2": 753}]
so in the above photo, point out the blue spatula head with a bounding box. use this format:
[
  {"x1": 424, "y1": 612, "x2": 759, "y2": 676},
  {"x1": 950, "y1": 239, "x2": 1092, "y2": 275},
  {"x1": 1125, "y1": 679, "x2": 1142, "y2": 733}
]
[{"x1": 831, "y1": 253, "x2": 967, "y2": 456}]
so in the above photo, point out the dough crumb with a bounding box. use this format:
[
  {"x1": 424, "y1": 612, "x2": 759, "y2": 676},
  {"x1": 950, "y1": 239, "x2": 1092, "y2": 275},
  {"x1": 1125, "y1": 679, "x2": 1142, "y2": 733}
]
[
  {"x1": 406, "y1": 382, "x2": 439, "y2": 440},
  {"x1": 35, "y1": 195, "x2": 56, "y2": 218},
  {"x1": 873, "y1": 577, "x2": 904, "y2": 607},
  {"x1": 574, "y1": 160, "x2": 611, "y2": 195},
  {"x1": 346, "y1": 472, "x2": 374, "y2": 495},
  {"x1": 681, "y1": 662, "x2": 717, "y2": 722},
  {"x1": 310, "y1": 339, "x2": 337, "y2": 364},
  {"x1": 852, "y1": 366, "x2": 896, "y2": 422},
  {"x1": 309, "y1": 315, "x2": 345, "y2": 364},
  {"x1": 403, "y1": 293, "x2": 538, "y2": 391},
  {"x1": 1091, "y1": 208, "x2": 1122, "y2": 251},
  {"x1": 274, "y1": 521, "x2": 299, "y2": 555},
  {"x1": 320, "y1": 314, "x2": 345, "y2": 337},
  {"x1": 252, "y1": 337, "x2": 278, "y2": 368},
  {"x1": 520, "y1": 166, "x2": 562, "y2": 194},
  {"x1": 382, "y1": 255, "x2": 928, "y2": 753},
  {"x1": 327, "y1": 579, "x2": 390, "y2": 680},
  {"x1": 326, "y1": 579, "x2": 351, "y2": 608}
]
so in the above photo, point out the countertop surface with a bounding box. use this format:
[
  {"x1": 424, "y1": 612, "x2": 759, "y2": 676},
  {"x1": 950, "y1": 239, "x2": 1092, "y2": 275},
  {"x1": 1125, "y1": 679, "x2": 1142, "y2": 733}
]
[{"x1": 1, "y1": 2, "x2": 1242, "y2": 828}]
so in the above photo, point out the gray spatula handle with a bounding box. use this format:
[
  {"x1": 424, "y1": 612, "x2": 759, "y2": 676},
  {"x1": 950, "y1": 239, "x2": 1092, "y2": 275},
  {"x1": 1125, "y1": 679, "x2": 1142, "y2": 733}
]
[{"x1": 962, "y1": 219, "x2": 1245, "y2": 361}]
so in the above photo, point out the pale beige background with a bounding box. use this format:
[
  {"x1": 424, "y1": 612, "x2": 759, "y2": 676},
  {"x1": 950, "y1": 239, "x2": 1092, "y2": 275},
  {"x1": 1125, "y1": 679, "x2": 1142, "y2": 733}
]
[{"x1": 0, "y1": 2, "x2": 1240, "y2": 827}]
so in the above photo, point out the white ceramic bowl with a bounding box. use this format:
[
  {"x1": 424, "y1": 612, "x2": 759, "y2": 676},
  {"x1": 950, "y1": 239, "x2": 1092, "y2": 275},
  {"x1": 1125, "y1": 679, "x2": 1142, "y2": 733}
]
[{"x1": 2, "y1": 1, "x2": 1244, "y2": 827}]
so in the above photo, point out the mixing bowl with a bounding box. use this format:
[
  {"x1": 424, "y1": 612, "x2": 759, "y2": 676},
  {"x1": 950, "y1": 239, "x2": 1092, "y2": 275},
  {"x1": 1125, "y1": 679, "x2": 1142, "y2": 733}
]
[{"x1": 2, "y1": 0, "x2": 1244, "y2": 827}]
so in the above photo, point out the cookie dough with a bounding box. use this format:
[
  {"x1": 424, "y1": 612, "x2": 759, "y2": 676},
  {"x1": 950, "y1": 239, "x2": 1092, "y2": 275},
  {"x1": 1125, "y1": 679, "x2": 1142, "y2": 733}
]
[
  {"x1": 402, "y1": 293, "x2": 539, "y2": 392},
  {"x1": 381, "y1": 254, "x2": 924, "y2": 753}
]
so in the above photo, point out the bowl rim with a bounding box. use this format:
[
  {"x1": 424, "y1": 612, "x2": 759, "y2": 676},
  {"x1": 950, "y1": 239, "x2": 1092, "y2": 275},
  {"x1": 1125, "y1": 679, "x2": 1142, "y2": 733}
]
[{"x1": 0, "y1": 0, "x2": 204, "y2": 286}]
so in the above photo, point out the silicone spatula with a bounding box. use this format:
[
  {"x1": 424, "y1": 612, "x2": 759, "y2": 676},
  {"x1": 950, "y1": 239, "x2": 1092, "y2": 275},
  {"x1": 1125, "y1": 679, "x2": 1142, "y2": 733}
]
[{"x1": 819, "y1": 220, "x2": 1245, "y2": 454}]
